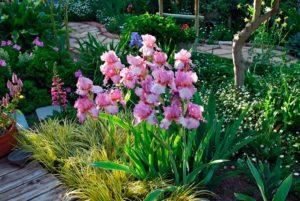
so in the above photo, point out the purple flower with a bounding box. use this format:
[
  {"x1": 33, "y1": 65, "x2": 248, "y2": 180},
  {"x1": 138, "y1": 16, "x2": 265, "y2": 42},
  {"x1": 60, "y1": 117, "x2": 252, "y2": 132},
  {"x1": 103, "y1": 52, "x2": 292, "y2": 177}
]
[
  {"x1": 75, "y1": 69, "x2": 82, "y2": 78},
  {"x1": 1, "y1": 41, "x2": 7, "y2": 46},
  {"x1": 13, "y1": 44, "x2": 21, "y2": 51},
  {"x1": 0, "y1": 59, "x2": 6, "y2": 67},
  {"x1": 129, "y1": 32, "x2": 142, "y2": 48},
  {"x1": 6, "y1": 40, "x2": 12, "y2": 46},
  {"x1": 66, "y1": 87, "x2": 72, "y2": 93},
  {"x1": 33, "y1": 37, "x2": 44, "y2": 47}
]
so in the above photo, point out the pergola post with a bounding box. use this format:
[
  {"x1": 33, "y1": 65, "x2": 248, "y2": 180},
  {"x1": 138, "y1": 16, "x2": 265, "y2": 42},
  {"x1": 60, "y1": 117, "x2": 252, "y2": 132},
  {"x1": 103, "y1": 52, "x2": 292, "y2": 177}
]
[
  {"x1": 159, "y1": 0, "x2": 163, "y2": 16},
  {"x1": 194, "y1": 0, "x2": 200, "y2": 37}
]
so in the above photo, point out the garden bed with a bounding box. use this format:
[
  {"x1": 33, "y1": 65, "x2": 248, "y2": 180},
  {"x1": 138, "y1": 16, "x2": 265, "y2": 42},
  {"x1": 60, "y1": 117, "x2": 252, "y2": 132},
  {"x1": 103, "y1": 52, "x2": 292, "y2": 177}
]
[{"x1": 1, "y1": 0, "x2": 299, "y2": 200}]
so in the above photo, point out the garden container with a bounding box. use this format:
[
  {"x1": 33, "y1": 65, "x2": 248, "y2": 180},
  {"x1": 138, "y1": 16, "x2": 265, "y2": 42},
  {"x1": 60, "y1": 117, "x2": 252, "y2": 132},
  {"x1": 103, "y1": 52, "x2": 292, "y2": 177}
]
[{"x1": 0, "y1": 123, "x2": 17, "y2": 158}]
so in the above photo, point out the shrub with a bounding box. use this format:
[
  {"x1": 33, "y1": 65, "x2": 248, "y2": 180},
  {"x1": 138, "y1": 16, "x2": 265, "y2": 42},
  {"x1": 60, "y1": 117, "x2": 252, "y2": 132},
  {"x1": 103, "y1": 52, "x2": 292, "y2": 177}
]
[
  {"x1": 120, "y1": 13, "x2": 196, "y2": 48},
  {"x1": 0, "y1": 43, "x2": 79, "y2": 113},
  {"x1": 0, "y1": 0, "x2": 63, "y2": 48},
  {"x1": 68, "y1": 0, "x2": 94, "y2": 21}
]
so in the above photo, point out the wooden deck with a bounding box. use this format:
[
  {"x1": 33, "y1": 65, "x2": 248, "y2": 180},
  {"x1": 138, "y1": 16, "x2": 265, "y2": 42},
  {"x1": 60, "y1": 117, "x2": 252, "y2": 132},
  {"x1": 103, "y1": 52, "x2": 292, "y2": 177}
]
[{"x1": 0, "y1": 157, "x2": 67, "y2": 201}]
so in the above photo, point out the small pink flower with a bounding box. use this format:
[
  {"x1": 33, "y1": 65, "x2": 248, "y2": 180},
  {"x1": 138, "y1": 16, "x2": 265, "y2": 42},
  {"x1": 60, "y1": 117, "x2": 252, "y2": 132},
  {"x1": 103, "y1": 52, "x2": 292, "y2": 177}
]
[
  {"x1": 75, "y1": 69, "x2": 82, "y2": 78},
  {"x1": 6, "y1": 40, "x2": 12, "y2": 46},
  {"x1": 13, "y1": 44, "x2": 21, "y2": 51},
  {"x1": 51, "y1": 76, "x2": 68, "y2": 108},
  {"x1": 1, "y1": 41, "x2": 7, "y2": 46},
  {"x1": 0, "y1": 59, "x2": 6, "y2": 67},
  {"x1": 74, "y1": 97, "x2": 98, "y2": 123},
  {"x1": 33, "y1": 37, "x2": 44, "y2": 47},
  {"x1": 174, "y1": 49, "x2": 192, "y2": 70},
  {"x1": 66, "y1": 87, "x2": 72, "y2": 93},
  {"x1": 7, "y1": 73, "x2": 23, "y2": 97},
  {"x1": 1, "y1": 94, "x2": 10, "y2": 107},
  {"x1": 133, "y1": 102, "x2": 157, "y2": 125}
]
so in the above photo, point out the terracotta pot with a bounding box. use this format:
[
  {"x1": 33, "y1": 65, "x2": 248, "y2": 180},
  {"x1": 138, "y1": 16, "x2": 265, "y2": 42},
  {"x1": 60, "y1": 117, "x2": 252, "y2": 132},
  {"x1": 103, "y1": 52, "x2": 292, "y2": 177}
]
[{"x1": 0, "y1": 123, "x2": 17, "y2": 158}]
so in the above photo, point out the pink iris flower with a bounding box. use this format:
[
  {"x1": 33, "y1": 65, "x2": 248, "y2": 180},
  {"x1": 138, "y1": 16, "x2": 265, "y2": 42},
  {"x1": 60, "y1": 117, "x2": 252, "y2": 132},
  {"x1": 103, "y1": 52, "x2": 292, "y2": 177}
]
[
  {"x1": 160, "y1": 102, "x2": 182, "y2": 129},
  {"x1": 133, "y1": 102, "x2": 157, "y2": 125},
  {"x1": 120, "y1": 68, "x2": 138, "y2": 89},
  {"x1": 100, "y1": 52, "x2": 124, "y2": 85},
  {"x1": 95, "y1": 93, "x2": 119, "y2": 115},
  {"x1": 74, "y1": 97, "x2": 99, "y2": 123},
  {"x1": 174, "y1": 71, "x2": 198, "y2": 100},
  {"x1": 139, "y1": 34, "x2": 157, "y2": 57},
  {"x1": 76, "y1": 76, "x2": 103, "y2": 96},
  {"x1": 174, "y1": 49, "x2": 192, "y2": 70},
  {"x1": 151, "y1": 68, "x2": 174, "y2": 95}
]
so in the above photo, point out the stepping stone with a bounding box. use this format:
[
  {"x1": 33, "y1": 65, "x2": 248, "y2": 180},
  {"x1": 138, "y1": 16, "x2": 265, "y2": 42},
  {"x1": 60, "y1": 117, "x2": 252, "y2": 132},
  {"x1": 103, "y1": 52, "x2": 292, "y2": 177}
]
[
  {"x1": 35, "y1": 106, "x2": 62, "y2": 121},
  {"x1": 13, "y1": 110, "x2": 29, "y2": 130}
]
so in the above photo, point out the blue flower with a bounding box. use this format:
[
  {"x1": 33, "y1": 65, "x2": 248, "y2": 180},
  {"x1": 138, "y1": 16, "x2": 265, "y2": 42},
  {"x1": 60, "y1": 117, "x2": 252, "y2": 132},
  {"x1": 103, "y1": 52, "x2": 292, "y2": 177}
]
[{"x1": 129, "y1": 32, "x2": 142, "y2": 48}]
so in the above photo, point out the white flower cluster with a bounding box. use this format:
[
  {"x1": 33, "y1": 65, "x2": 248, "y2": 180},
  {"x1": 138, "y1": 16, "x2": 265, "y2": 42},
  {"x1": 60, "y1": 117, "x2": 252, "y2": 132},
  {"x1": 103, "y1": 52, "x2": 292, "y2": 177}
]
[{"x1": 68, "y1": 0, "x2": 93, "y2": 20}]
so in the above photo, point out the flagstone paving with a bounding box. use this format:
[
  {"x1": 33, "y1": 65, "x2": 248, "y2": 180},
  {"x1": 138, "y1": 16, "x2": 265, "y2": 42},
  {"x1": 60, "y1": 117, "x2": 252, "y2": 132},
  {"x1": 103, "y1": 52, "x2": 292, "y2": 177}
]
[
  {"x1": 68, "y1": 21, "x2": 298, "y2": 65},
  {"x1": 68, "y1": 22, "x2": 119, "y2": 50}
]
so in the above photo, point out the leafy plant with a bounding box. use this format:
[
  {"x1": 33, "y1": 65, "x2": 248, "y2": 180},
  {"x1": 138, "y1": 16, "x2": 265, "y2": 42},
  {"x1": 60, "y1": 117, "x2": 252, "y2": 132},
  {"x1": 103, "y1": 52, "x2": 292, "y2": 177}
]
[
  {"x1": 93, "y1": 94, "x2": 255, "y2": 187},
  {"x1": 76, "y1": 34, "x2": 107, "y2": 85},
  {"x1": 235, "y1": 158, "x2": 293, "y2": 201},
  {"x1": 0, "y1": 0, "x2": 64, "y2": 48}
]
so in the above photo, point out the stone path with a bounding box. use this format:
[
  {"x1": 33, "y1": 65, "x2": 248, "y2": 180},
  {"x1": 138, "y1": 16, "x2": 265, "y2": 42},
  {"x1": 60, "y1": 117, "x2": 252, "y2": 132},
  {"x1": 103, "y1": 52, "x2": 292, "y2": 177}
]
[
  {"x1": 68, "y1": 22, "x2": 119, "y2": 50},
  {"x1": 197, "y1": 43, "x2": 298, "y2": 64},
  {"x1": 68, "y1": 21, "x2": 298, "y2": 65}
]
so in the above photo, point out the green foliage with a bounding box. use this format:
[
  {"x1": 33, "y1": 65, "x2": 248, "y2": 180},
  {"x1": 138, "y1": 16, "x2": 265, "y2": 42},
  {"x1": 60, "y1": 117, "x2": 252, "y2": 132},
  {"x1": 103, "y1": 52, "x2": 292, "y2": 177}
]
[
  {"x1": 120, "y1": 13, "x2": 196, "y2": 48},
  {"x1": 193, "y1": 53, "x2": 299, "y2": 170},
  {"x1": 287, "y1": 33, "x2": 300, "y2": 58},
  {"x1": 235, "y1": 158, "x2": 293, "y2": 201},
  {"x1": 76, "y1": 34, "x2": 107, "y2": 85},
  {"x1": 206, "y1": 24, "x2": 234, "y2": 43},
  {"x1": 95, "y1": 94, "x2": 255, "y2": 187},
  {"x1": 0, "y1": 0, "x2": 64, "y2": 48},
  {"x1": 105, "y1": 14, "x2": 132, "y2": 34}
]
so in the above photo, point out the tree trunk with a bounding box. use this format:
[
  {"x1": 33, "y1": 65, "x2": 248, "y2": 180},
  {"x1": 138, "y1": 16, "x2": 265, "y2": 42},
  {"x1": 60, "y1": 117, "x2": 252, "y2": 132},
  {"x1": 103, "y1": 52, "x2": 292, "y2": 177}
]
[{"x1": 232, "y1": 0, "x2": 281, "y2": 88}]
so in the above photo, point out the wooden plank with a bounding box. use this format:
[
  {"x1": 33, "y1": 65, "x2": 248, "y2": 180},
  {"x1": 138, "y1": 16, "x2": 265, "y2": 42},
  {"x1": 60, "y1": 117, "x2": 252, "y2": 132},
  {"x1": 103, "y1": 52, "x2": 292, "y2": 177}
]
[
  {"x1": 30, "y1": 186, "x2": 67, "y2": 201},
  {"x1": 0, "y1": 158, "x2": 21, "y2": 177},
  {"x1": 0, "y1": 162, "x2": 48, "y2": 193},
  {"x1": 156, "y1": 12, "x2": 204, "y2": 20},
  {"x1": 0, "y1": 174, "x2": 61, "y2": 201}
]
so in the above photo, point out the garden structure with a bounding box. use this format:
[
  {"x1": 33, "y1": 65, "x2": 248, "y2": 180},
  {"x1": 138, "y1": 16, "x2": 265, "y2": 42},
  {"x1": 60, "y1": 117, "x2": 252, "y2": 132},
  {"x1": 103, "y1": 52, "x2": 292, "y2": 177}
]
[{"x1": 0, "y1": 0, "x2": 299, "y2": 201}]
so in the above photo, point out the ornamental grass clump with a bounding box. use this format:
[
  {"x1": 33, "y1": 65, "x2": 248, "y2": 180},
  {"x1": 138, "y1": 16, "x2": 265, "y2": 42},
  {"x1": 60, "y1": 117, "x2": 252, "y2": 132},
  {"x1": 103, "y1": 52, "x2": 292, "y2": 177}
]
[{"x1": 73, "y1": 34, "x2": 255, "y2": 194}]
